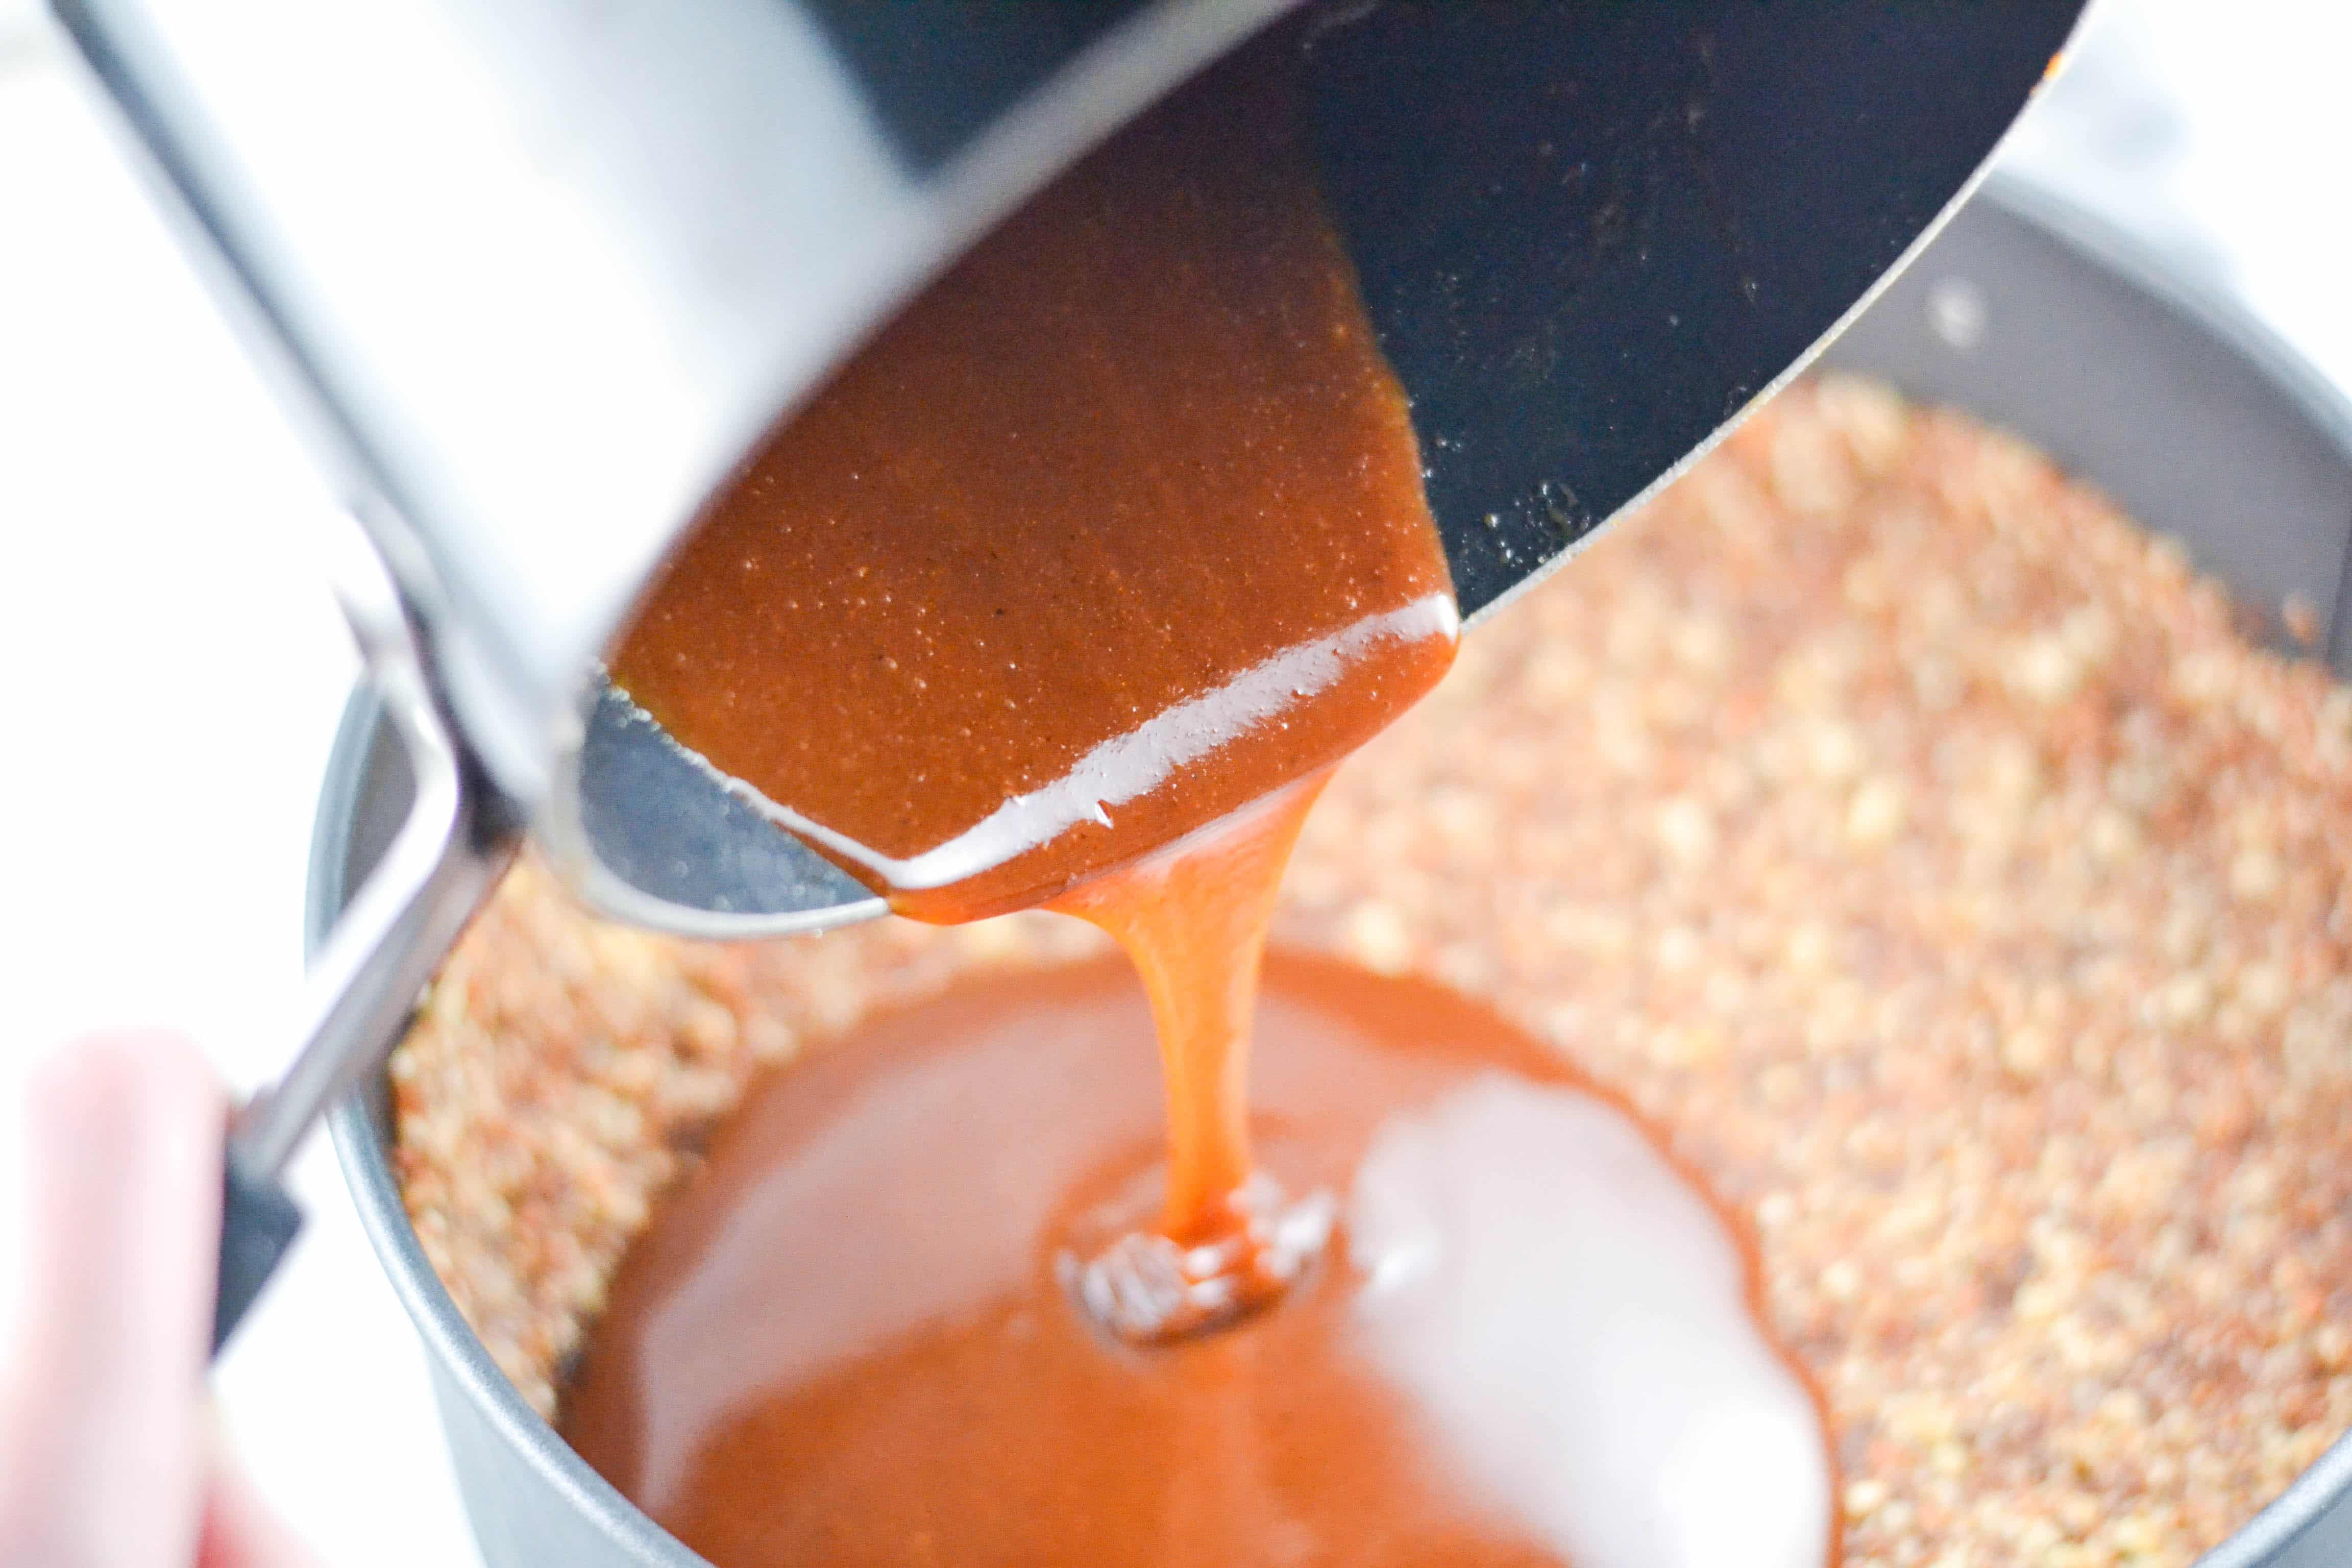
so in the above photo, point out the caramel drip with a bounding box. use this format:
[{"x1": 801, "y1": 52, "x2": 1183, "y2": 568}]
[{"x1": 1047, "y1": 779, "x2": 1323, "y2": 1242}]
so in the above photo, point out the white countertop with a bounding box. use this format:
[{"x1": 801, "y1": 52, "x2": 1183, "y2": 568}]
[{"x1": 0, "y1": 1, "x2": 2343, "y2": 1561}]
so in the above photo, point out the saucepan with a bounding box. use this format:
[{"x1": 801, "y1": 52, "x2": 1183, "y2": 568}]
[
  {"x1": 316, "y1": 178, "x2": 2352, "y2": 1567},
  {"x1": 55, "y1": 1, "x2": 2087, "y2": 1338}
]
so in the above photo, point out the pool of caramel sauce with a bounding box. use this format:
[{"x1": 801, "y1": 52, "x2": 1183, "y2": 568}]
[
  {"x1": 587, "y1": 24, "x2": 1834, "y2": 1568},
  {"x1": 561, "y1": 955, "x2": 1832, "y2": 1568}
]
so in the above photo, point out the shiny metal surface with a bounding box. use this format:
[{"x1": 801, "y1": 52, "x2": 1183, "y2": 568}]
[
  {"x1": 230, "y1": 517, "x2": 517, "y2": 1181},
  {"x1": 207, "y1": 509, "x2": 520, "y2": 1354},
  {"x1": 324, "y1": 184, "x2": 2352, "y2": 1566}
]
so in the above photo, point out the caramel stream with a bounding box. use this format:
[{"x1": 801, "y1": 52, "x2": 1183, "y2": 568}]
[
  {"x1": 608, "y1": 36, "x2": 1455, "y2": 1318},
  {"x1": 1047, "y1": 778, "x2": 1331, "y2": 1339}
]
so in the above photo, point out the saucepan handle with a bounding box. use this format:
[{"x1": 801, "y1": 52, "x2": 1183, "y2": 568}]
[
  {"x1": 213, "y1": 1152, "x2": 305, "y2": 1355},
  {"x1": 207, "y1": 517, "x2": 521, "y2": 1357}
]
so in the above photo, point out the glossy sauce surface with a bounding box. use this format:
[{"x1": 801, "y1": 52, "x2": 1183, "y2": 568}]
[
  {"x1": 560, "y1": 955, "x2": 1833, "y2": 1568},
  {"x1": 608, "y1": 42, "x2": 1457, "y2": 925}
]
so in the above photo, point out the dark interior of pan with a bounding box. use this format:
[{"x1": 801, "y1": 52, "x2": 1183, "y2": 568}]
[{"x1": 1304, "y1": 1, "x2": 2083, "y2": 612}]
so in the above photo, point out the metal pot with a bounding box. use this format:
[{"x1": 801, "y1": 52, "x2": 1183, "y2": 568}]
[{"x1": 319, "y1": 181, "x2": 2352, "y2": 1566}]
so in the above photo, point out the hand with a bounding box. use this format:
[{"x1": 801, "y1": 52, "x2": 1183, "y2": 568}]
[{"x1": 0, "y1": 1034, "x2": 312, "y2": 1566}]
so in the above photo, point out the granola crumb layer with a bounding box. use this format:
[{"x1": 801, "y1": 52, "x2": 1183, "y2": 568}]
[{"x1": 394, "y1": 376, "x2": 2352, "y2": 1565}]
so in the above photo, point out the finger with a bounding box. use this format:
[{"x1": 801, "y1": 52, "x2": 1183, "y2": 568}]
[
  {"x1": 197, "y1": 1412, "x2": 315, "y2": 1568},
  {"x1": 0, "y1": 1032, "x2": 225, "y2": 1567}
]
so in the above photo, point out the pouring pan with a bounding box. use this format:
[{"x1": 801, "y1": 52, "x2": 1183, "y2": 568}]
[{"x1": 316, "y1": 181, "x2": 2352, "y2": 1567}]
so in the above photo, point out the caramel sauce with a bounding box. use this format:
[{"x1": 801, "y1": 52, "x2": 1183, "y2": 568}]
[
  {"x1": 584, "y1": 26, "x2": 1834, "y2": 1567},
  {"x1": 1043, "y1": 778, "x2": 1331, "y2": 1339},
  {"x1": 560, "y1": 957, "x2": 1833, "y2": 1568},
  {"x1": 609, "y1": 42, "x2": 1455, "y2": 925}
]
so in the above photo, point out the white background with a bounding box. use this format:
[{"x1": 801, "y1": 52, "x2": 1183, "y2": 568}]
[{"x1": 0, "y1": 0, "x2": 2346, "y2": 1561}]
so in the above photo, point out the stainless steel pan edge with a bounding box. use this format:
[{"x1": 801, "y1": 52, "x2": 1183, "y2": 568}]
[
  {"x1": 322, "y1": 182, "x2": 2352, "y2": 1567},
  {"x1": 310, "y1": 695, "x2": 699, "y2": 1567}
]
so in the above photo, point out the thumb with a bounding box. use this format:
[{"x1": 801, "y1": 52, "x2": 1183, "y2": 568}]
[
  {"x1": 0, "y1": 1032, "x2": 224, "y2": 1567},
  {"x1": 197, "y1": 1409, "x2": 315, "y2": 1568}
]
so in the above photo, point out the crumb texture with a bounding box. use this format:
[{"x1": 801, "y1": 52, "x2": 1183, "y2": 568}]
[{"x1": 394, "y1": 378, "x2": 2352, "y2": 1565}]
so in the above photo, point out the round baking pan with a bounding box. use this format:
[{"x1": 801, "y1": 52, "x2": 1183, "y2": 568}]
[{"x1": 316, "y1": 180, "x2": 2352, "y2": 1567}]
